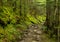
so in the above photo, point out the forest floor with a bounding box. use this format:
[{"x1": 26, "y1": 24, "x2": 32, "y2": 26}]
[
  {"x1": 18, "y1": 24, "x2": 56, "y2": 42},
  {"x1": 18, "y1": 24, "x2": 55, "y2": 42},
  {"x1": 19, "y1": 24, "x2": 43, "y2": 42}
]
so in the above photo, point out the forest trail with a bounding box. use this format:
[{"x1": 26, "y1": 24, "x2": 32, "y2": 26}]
[{"x1": 19, "y1": 24, "x2": 44, "y2": 42}]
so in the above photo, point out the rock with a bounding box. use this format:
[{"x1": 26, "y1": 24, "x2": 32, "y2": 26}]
[
  {"x1": 24, "y1": 34, "x2": 28, "y2": 37},
  {"x1": 24, "y1": 38, "x2": 33, "y2": 42},
  {"x1": 37, "y1": 35, "x2": 40, "y2": 38},
  {"x1": 32, "y1": 35, "x2": 37, "y2": 38},
  {"x1": 32, "y1": 35, "x2": 41, "y2": 41},
  {"x1": 32, "y1": 40, "x2": 37, "y2": 42},
  {"x1": 36, "y1": 35, "x2": 41, "y2": 41},
  {"x1": 28, "y1": 33, "x2": 32, "y2": 36},
  {"x1": 34, "y1": 26, "x2": 38, "y2": 29},
  {"x1": 20, "y1": 40, "x2": 25, "y2": 42},
  {"x1": 33, "y1": 30, "x2": 37, "y2": 32},
  {"x1": 36, "y1": 31, "x2": 42, "y2": 35}
]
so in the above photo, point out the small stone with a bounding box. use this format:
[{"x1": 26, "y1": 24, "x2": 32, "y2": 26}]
[
  {"x1": 32, "y1": 40, "x2": 37, "y2": 42},
  {"x1": 37, "y1": 35, "x2": 40, "y2": 38},
  {"x1": 36, "y1": 31, "x2": 42, "y2": 34},
  {"x1": 36, "y1": 35, "x2": 41, "y2": 40},
  {"x1": 32, "y1": 26, "x2": 34, "y2": 28},
  {"x1": 32, "y1": 35, "x2": 37, "y2": 38},
  {"x1": 28, "y1": 33, "x2": 31, "y2": 36},
  {"x1": 34, "y1": 30, "x2": 37, "y2": 32},
  {"x1": 35, "y1": 26, "x2": 38, "y2": 28},
  {"x1": 24, "y1": 34, "x2": 27, "y2": 37},
  {"x1": 29, "y1": 29, "x2": 33, "y2": 32},
  {"x1": 20, "y1": 40, "x2": 25, "y2": 42}
]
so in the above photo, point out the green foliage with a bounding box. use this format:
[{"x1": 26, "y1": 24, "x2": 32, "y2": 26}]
[
  {"x1": 0, "y1": 0, "x2": 47, "y2": 42},
  {"x1": 36, "y1": 15, "x2": 46, "y2": 23},
  {"x1": 27, "y1": 14, "x2": 39, "y2": 24},
  {"x1": 5, "y1": 24, "x2": 19, "y2": 41},
  {"x1": 0, "y1": 6, "x2": 46, "y2": 42}
]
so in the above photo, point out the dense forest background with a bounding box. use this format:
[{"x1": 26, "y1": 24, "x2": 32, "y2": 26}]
[{"x1": 0, "y1": 0, "x2": 60, "y2": 42}]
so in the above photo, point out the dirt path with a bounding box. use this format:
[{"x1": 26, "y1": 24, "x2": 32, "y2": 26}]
[{"x1": 19, "y1": 24, "x2": 43, "y2": 42}]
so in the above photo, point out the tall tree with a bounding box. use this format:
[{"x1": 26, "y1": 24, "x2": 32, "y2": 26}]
[{"x1": 46, "y1": 0, "x2": 59, "y2": 38}]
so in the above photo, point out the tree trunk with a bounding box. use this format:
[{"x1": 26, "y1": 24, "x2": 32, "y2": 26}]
[{"x1": 46, "y1": 0, "x2": 59, "y2": 38}]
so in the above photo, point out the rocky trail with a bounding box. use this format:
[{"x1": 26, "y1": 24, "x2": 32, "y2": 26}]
[{"x1": 19, "y1": 24, "x2": 44, "y2": 42}]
